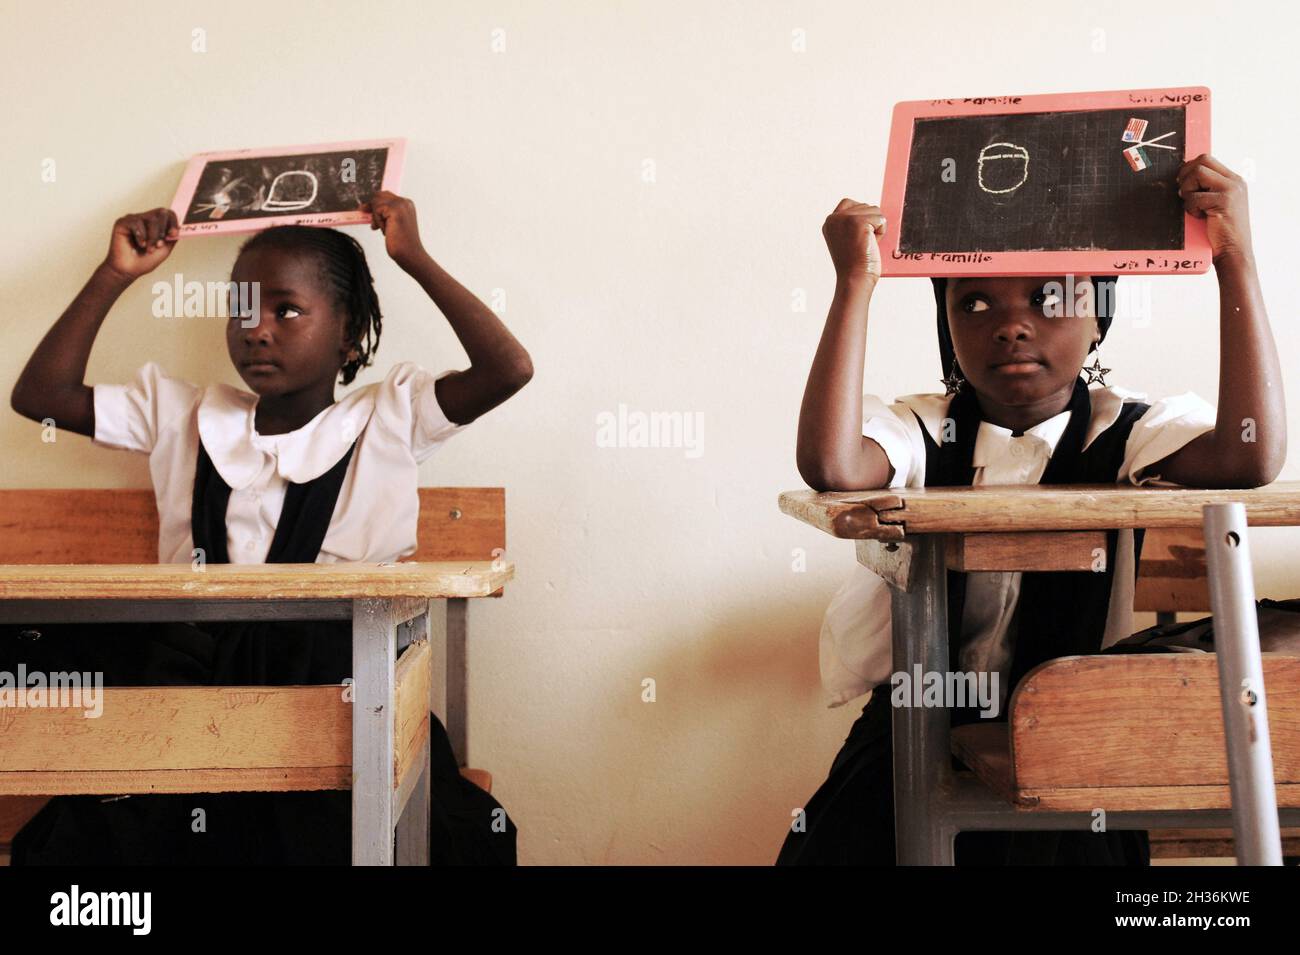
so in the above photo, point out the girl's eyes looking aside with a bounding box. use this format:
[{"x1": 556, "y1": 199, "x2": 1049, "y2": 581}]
[
  {"x1": 225, "y1": 302, "x2": 304, "y2": 322},
  {"x1": 1032, "y1": 288, "x2": 1062, "y2": 311},
  {"x1": 958, "y1": 286, "x2": 1062, "y2": 315}
]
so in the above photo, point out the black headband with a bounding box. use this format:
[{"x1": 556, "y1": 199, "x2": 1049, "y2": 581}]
[{"x1": 931, "y1": 276, "x2": 1118, "y2": 377}]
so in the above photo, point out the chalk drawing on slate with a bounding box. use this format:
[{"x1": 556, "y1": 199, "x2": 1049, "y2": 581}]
[
  {"x1": 976, "y1": 143, "x2": 1029, "y2": 194},
  {"x1": 182, "y1": 148, "x2": 390, "y2": 224},
  {"x1": 898, "y1": 106, "x2": 1186, "y2": 253}
]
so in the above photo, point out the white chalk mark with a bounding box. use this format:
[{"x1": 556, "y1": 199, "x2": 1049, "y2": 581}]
[
  {"x1": 977, "y1": 142, "x2": 1030, "y2": 194},
  {"x1": 1132, "y1": 131, "x2": 1177, "y2": 151},
  {"x1": 1139, "y1": 131, "x2": 1176, "y2": 146},
  {"x1": 261, "y1": 170, "x2": 319, "y2": 212},
  {"x1": 1129, "y1": 130, "x2": 1178, "y2": 152}
]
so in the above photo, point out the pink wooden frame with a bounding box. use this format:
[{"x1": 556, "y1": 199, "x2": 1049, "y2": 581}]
[
  {"x1": 169, "y1": 138, "x2": 407, "y2": 237},
  {"x1": 879, "y1": 88, "x2": 1211, "y2": 277}
]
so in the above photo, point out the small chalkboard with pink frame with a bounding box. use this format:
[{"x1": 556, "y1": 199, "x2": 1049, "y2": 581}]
[
  {"x1": 879, "y1": 88, "x2": 1211, "y2": 276},
  {"x1": 169, "y1": 138, "x2": 406, "y2": 237}
]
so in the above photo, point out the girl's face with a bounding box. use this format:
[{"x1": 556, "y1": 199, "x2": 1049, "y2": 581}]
[
  {"x1": 227, "y1": 246, "x2": 353, "y2": 398},
  {"x1": 945, "y1": 275, "x2": 1100, "y2": 410}
]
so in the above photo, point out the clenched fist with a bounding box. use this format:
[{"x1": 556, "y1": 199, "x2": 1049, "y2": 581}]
[{"x1": 822, "y1": 199, "x2": 886, "y2": 284}]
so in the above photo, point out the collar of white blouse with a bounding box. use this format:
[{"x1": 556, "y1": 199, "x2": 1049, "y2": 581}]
[
  {"x1": 900, "y1": 383, "x2": 1148, "y2": 471},
  {"x1": 972, "y1": 406, "x2": 1073, "y2": 468},
  {"x1": 196, "y1": 381, "x2": 377, "y2": 490}
]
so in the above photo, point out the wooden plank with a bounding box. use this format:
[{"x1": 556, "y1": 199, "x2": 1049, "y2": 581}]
[
  {"x1": 780, "y1": 482, "x2": 1300, "y2": 539},
  {"x1": 1134, "y1": 526, "x2": 1212, "y2": 613},
  {"x1": 1012, "y1": 655, "x2": 1300, "y2": 791},
  {"x1": 1149, "y1": 827, "x2": 1300, "y2": 859},
  {"x1": 0, "y1": 685, "x2": 350, "y2": 777},
  {"x1": 0, "y1": 561, "x2": 513, "y2": 601},
  {"x1": 394, "y1": 639, "x2": 432, "y2": 791},
  {"x1": 0, "y1": 487, "x2": 506, "y2": 565},
  {"x1": 410, "y1": 488, "x2": 506, "y2": 562},
  {"x1": 0, "y1": 767, "x2": 349, "y2": 796},
  {"x1": 952, "y1": 722, "x2": 1300, "y2": 812},
  {"x1": 460, "y1": 768, "x2": 492, "y2": 793},
  {"x1": 1018, "y1": 782, "x2": 1300, "y2": 812},
  {"x1": 0, "y1": 490, "x2": 156, "y2": 564},
  {"x1": 946, "y1": 531, "x2": 1108, "y2": 572},
  {"x1": 867, "y1": 526, "x2": 1211, "y2": 578},
  {"x1": 778, "y1": 490, "x2": 905, "y2": 541},
  {"x1": 0, "y1": 662, "x2": 435, "y2": 798}
]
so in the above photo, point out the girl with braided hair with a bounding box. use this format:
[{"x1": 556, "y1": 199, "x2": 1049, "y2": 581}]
[{"x1": 8, "y1": 191, "x2": 533, "y2": 864}]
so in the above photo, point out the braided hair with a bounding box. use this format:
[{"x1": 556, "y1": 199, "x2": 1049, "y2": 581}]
[{"x1": 237, "y1": 226, "x2": 382, "y2": 385}]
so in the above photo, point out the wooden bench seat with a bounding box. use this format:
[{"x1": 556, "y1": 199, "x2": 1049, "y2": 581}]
[{"x1": 952, "y1": 653, "x2": 1300, "y2": 858}]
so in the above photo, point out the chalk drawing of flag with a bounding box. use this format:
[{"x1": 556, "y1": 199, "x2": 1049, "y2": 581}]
[
  {"x1": 1122, "y1": 118, "x2": 1148, "y2": 143},
  {"x1": 1123, "y1": 145, "x2": 1151, "y2": 172}
]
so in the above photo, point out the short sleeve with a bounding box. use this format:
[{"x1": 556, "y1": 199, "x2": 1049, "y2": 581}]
[
  {"x1": 862, "y1": 394, "x2": 920, "y2": 488},
  {"x1": 92, "y1": 362, "x2": 200, "y2": 455},
  {"x1": 1119, "y1": 392, "x2": 1217, "y2": 486},
  {"x1": 376, "y1": 362, "x2": 470, "y2": 464}
]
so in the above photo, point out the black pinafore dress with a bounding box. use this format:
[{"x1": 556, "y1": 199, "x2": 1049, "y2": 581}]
[
  {"x1": 777, "y1": 378, "x2": 1155, "y2": 866},
  {"x1": 10, "y1": 437, "x2": 517, "y2": 865}
]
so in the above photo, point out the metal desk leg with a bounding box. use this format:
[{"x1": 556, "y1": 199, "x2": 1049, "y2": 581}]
[
  {"x1": 395, "y1": 755, "x2": 431, "y2": 865},
  {"x1": 353, "y1": 597, "x2": 399, "y2": 866},
  {"x1": 887, "y1": 535, "x2": 954, "y2": 865},
  {"x1": 1203, "y1": 503, "x2": 1283, "y2": 865},
  {"x1": 447, "y1": 597, "x2": 469, "y2": 767},
  {"x1": 429, "y1": 597, "x2": 469, "y2": 768}
]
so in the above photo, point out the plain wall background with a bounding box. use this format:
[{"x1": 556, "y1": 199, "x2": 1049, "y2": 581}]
[{"x1": 3, "y1": 0, "x2": 1298, "y2": 864}]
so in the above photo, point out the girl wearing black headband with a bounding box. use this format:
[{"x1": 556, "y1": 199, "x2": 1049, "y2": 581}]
[{"x1": 787, "y1": 160, "x2": 1284, "y2": 865}]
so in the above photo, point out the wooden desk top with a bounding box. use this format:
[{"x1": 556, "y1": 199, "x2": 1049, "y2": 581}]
[
  {"x1": 780, "y1": 482, "x2": 1300, "y2": 541},
  {"x1": 0, "y1": 561, "x2": 514, "y2": 601}
]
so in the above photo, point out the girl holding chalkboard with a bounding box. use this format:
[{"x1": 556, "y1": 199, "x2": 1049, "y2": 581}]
[
  {"x1": 6, "y1": 191, "x2": 534, "y2": 864},
  {"x1": 783, "y1": 154, "x2": 1285, "y2": 864}
]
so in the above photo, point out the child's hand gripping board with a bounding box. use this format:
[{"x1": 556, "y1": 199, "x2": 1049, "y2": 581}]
[
  {"x1": 169, "y1": 137, "x2": 407, "y2": 237},
  {"x1": 878, "y1": 88, "x2": 1211, "y2": 276}
]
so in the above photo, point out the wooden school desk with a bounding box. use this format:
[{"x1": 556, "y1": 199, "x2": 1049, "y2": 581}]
[
  {"x1": 780, "y1": 482, "x2": 1300, "y2": 865},
  {"x1": 0, "y1": 488, "x2": 512, "y2": 866}
]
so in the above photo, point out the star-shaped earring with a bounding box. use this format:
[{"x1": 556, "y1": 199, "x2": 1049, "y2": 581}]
[
  {"x1": 1082, "y1": 350, "x2": 1110, "y2": 386},
  {"x1": 941, "y1": 358, "x2": 965, "y2": 396}
]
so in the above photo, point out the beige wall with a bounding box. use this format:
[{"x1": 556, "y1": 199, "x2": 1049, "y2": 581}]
[{"x1": 3, "y1": 0, "x2": 1298, "y2": 864}]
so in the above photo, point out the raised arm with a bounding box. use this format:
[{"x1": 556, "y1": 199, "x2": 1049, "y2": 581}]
[
  {"x1": 362, "y1": 191, "x2": 533, "y2": 425},
  {"x1": 1141, "y1": 156, "x2": 1286, "y2": 489},
  {"x1": 10, "y1": 208, "x2": 179, "y2": 437},
  {"x1": 796, "y1": 199, "x2": 893, "y2": 492}
]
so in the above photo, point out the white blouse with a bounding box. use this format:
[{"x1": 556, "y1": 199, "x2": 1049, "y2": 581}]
[
  {"x1": 91, "y1": 361, "x2": 468, "y2": 565},
  {"x1": 819, "y1": 383, "x2": 1218, "y2": 708}
]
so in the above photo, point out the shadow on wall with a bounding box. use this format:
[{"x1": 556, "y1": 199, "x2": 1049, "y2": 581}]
[{"x1": 536, "y1": 591, "x2": 864, "y2": 865}]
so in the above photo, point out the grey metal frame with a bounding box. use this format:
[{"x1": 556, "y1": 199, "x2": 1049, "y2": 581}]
[
  {"x1": 0, "y1": 594, "x2": 465, "y2": 867},
  {"x1": 1202, "y1": 503, "x2": 1283, "y2": 865},
  {"x1": 884, "y1": 532, "x2": 1300, "y2": 865}
]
